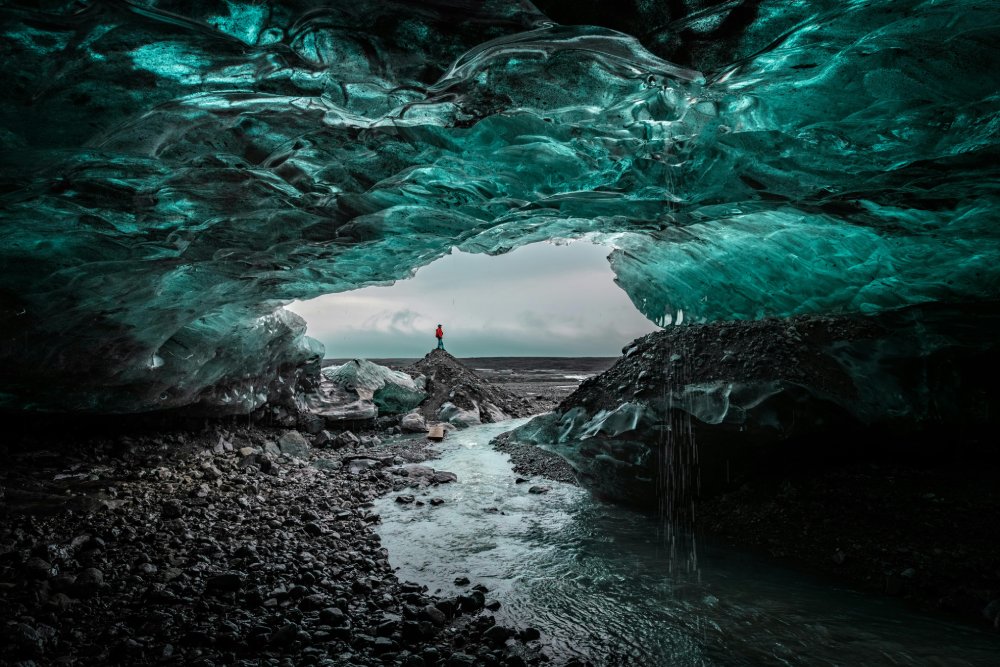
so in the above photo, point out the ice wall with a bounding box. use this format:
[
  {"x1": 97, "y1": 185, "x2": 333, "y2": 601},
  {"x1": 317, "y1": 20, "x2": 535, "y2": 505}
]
[{"x1": 1, "y1": 0, "x2": 997, "y2": 412}]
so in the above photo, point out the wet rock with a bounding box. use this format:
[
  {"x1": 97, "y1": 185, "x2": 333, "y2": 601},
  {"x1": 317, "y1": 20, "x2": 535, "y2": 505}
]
[
  {"x1": 432, "y1": 471, "x2": 458, "y2": 485},
  {"x1": 528, "y1": 485, "x2": 551, "y2": 495},
  {"x1": 314, "y1": 458, "x2": 342, "y2": 471},
  {"x1": 279, "y1": 430, "x2": 310, "y2": 458},
  {"x1": 449, "y1": 653, "x2": 476, "y2": 666},
  {"x1": 396, "y1": 495, "x2": 415, "y2": 504},
  {"x1": 454, "y1": 576, "x2": 470, "y2": 586},
  {"x1": 484, "y1": 624, "x2": 512, "y2": 645},
  {"x1": 519, "y1": 627, "x2": 541, "y2": 641},
  {"x1": 458, "y1": 590, "x2": 485, "y2": 612},
  {"x1": 420, "y1": 604, "x2": 447, "y2": 626},
  {"x1": 430, "y1": 498, "x2": 445, "y2": 506}
]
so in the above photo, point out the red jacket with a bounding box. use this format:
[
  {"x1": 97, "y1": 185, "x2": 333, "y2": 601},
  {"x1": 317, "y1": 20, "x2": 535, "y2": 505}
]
[{"x1": 435, "y1": 326, "x2": 444, "y2": 338}]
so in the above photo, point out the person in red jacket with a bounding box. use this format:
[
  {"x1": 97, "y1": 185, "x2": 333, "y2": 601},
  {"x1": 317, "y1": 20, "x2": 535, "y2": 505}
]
[{"x1": 435, "y1": 324, "x2": 445, "y2": 350}]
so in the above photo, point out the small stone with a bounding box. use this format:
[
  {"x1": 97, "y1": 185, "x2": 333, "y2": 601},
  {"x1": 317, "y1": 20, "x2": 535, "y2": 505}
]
[
  {"x1": 396, "y1": 495, "x2": 415, "y2": 504},
  {"x1": 528, "y1": 485, "x2": 551, "y2": 495},
  {"x1": 320, "y1": 607, "x2": 347, "y2": 626},
  {"x1": 454, "y1": 576, "x2": 470, "y2": 586},
  {"x1": 430, "y1": 498, "x2": 444, "y2": 506}
]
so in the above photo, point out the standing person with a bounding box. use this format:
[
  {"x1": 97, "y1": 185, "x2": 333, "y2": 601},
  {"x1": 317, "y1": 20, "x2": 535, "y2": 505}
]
[{"x1": 435, "y1": 324, "x2": 445, "y2": 350}]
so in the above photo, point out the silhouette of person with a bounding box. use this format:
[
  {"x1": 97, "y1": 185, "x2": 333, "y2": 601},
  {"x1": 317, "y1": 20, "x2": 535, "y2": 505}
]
[{"x1": 435, "y1": 324, "x2": 445, "y2": 350}]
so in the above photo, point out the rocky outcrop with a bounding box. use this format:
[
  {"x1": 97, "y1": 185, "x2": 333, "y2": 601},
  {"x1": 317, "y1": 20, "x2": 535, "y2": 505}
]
[
  {"x1": 407, "y1": 350, "x2": 530, "y2": 427},
  {"x1": 511, "y1": 302, "x2": 1000, "y2": 510}
]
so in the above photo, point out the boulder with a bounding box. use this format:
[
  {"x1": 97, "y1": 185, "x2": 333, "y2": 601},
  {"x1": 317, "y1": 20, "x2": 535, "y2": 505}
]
[
  {"x1": 278, "y1": 431, "x2": 310, "y2": 459},
  {"x1": 400, "y1": 412, "x2": 428, "y2": 433}
]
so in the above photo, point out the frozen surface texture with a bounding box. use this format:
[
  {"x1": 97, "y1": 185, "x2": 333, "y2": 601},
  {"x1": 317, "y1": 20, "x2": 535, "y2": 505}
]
[
  {"x1": 511, "y1": 303, "x2": 1000, "y2": 509},
  {"x1": 1, "y1": 1, "x2": 998, "y2": 411},
  {"x1": 324, "y1": 359, "x2": 426, "y2": 415}
]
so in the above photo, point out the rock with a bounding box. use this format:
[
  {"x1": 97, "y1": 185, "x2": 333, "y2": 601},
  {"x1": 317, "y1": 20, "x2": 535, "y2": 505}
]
[
  {"x1": 278, "y1": 430, "x2": 310, "y2": 459},
  {"x1": 458, "y1": 590, "x2": 485, "y2": 612},
  {"x1": 263, "y1": 441, "x2": 282, "y2": 457},
  {"x1": 334, "y1": 431, "x2": 361, "y2": 448},
  {"x1": 270, "y1": 622, "x2": 300, "y2": 647},
  {"x1": 348, "y1": 458, "x2": 380, "y2": 474},
  {"x1": 24, "y1": 557, "x2": 55, "y2": 580},
  {"x1": 75, "y1": 567, "x2": 104, "y2": 596},
  {"x1": 401, "y1": 412, "x2": 428, "y2": 433},
  {"x1": 528, "y1": 485, "x2": 551, "y2": 494},
  {"x1": 314, "y1": 458, "x2": 343, "y2": 471},
  {"x1": 313, "y1": 430, "x2": 333, "y2": 447},
  {"x1": 320, "y1": 607, "x2": 347, "y2": 626},
  {"x1": 206, "y1": 572, "x2": 244, "y2": 593},
  {"x1": 373, "y1": 636, "x2": 398, "y2": 654},
  {"x1": 420, "y1": 604, "x2": 447, "y2": 626},
  {"x1": 429, "y1": 498, "x2": 444, "y2": 506},
  {"x1": 484, "y1": 624, "x2": 512, "y2": 645},
  {"x1": 303, "y1": 522, "x2": 323, "y2": 536},
  {"x1": 432, "y1": 471, "x2": 458, "y2": 485},
  {"x1": 161, "y1": 499, "x2": 183, "y2": 518},
  {"x1": 449, "y1": 653, "x2": 476, "y2": 666},
  {"x1": 237, "y1": 447, "x2": 258, "y2": 468},
  {"x1": 519, "y1": 627, "x2": 541, "y2": 641},
  {"x1": 200, "y1": 461, "x2": 222, "y2": 480},
  {"x1": 454, "y1": 576, "x2": 470, "y2": 586},
  {"x1": 360, "y1": 435, "x2": 382, "y2": 447},
  {"x1": 299, "y1": 413, "x2": 325, "y2": 434},
  {"x1": 396, "y1": 495, "x2": 415, "y2": 504},
  {"x1": 485, "y1": 599, "x2": 501, "y2": 611}
]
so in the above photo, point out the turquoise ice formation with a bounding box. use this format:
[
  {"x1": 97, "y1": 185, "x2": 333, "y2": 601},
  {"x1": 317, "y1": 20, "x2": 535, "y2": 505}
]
[
  {"x1": 323, "y1": 359, "x2": 426, "y2": 415},
  {"x1": 1, "y1": 1, "x2": 998, "y2": 412}
]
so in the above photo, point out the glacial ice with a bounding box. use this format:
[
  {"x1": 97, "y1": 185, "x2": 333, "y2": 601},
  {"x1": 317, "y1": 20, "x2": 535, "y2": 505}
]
[
  {"x1": 323, "y1": 359, "x2": 426, "y2": 415},
  {"x1": 1, "y1": 1, "x2": 998, "y2": 412}
]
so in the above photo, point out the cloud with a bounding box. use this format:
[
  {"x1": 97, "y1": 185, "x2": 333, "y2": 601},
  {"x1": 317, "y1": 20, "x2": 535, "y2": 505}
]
[{"x1": 287, "y1": 241, "x2": 660, "y2": 357}]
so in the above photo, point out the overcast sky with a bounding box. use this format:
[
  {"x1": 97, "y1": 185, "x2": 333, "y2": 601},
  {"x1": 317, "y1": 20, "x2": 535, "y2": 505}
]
[{"x1": 286, "y1": 241, "x2": 660, "y2": 358}]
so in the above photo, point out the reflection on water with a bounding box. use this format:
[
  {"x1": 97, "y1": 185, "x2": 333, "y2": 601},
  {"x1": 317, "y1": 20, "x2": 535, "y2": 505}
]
[{"x1": 375, "y1": 420, "x2": 999, "y2": 665}]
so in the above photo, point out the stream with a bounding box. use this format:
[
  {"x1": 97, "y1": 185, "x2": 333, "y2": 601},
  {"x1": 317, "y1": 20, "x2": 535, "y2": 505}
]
[{"x1": 374, "y1": 419, "x2": 1000, "y2": 665}]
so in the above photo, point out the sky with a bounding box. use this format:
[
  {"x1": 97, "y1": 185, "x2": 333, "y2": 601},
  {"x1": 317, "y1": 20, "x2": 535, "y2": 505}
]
[{"x1": 286, "y1": 240, "x2": 661, "y2": 358}]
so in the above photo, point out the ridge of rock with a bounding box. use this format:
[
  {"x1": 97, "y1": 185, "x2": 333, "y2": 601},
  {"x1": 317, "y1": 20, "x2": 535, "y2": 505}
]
[{"x1": 407, "y1": 350, "x2": 530, "y2": 425}]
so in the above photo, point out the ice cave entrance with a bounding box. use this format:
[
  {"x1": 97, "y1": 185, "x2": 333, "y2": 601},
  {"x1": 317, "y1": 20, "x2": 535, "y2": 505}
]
[{"x1": 286, "y1": 241, "x2": 660, "y2": 359}]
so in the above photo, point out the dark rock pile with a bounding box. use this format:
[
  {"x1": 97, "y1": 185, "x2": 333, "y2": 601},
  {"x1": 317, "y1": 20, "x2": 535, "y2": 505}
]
[
  {"x1": 0, "y1": 424, "x2": 546, "y2": 666},
  {"x1": 407, "y1": 351, "x2": 533, "y2": 426}
]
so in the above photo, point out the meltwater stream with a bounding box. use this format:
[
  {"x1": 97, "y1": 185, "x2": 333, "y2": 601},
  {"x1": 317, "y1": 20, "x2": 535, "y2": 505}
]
[{"x1": 374, "y1": 420, "x2": 1000, "y2": 665}]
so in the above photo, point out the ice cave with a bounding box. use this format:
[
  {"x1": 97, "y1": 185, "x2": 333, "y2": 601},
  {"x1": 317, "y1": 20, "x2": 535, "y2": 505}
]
[{"x1": 1, "y1": 1, "x2": 999, "y2": 665}]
